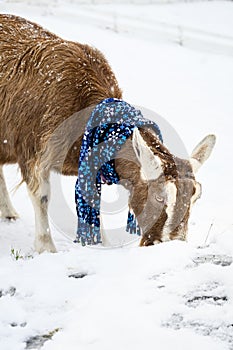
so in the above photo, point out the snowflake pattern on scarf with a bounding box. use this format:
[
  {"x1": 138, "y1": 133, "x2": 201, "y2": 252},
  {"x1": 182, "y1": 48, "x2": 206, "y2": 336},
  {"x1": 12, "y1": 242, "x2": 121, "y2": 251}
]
[{"x1": 75, "y1": 98, "x2": 163, "y2": 246}]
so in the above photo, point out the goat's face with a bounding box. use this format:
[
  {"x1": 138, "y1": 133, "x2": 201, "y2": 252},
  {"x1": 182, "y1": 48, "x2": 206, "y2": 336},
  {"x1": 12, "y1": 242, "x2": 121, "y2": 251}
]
[{"x1": 131, "y1": 128, "x2": 216, "y2": 245}]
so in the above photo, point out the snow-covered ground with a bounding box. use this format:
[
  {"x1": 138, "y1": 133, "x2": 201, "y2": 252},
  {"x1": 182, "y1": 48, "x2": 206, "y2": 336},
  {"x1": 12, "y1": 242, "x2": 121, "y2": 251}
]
[{"x1": 0, "y1": 1, "x2": 233, "y2": 349}]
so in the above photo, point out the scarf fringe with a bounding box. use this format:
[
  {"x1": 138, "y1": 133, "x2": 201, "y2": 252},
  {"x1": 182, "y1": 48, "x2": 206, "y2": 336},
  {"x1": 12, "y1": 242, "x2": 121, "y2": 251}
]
[
  {"x1": 75, "y1": 217, "x2": 102, "y2": 246},
  {"x1": 126, "y1": 210, "x2": 141, "y2": 236}
]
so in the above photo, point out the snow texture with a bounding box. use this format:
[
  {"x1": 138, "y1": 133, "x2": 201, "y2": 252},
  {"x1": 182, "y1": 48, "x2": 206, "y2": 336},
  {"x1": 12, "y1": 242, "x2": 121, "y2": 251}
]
[{"x1": 0, "y1": 1, "x2": 233, "y2": 349}]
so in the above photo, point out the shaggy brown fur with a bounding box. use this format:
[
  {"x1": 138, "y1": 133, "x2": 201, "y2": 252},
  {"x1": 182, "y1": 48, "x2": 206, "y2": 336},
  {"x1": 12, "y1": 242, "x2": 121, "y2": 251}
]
[{"x1": 0, "y1": 14, "x2": 122, "y2": 191}]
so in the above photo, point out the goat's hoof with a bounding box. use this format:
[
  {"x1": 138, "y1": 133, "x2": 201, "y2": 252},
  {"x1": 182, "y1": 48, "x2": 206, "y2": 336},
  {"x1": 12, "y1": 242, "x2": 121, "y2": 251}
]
[
  {"x1": 5, "y1": 215, "x2": 19, "y2": 221},
  {"x1": 35, "y1": 235, "x2": 57, "y2": 254},
  {"x1": 0, "y1": 207, "x2": 19, "y2": 220},
  {"x1": 1, "y1": 213, "x2": 19, "y2": 221}
]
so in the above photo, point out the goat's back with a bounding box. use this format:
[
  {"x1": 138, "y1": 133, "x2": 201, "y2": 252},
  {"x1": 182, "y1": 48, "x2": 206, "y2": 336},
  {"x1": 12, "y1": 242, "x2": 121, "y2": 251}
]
[{"x1": 0, "y1": 14, "x2": 122, "y2": 168}]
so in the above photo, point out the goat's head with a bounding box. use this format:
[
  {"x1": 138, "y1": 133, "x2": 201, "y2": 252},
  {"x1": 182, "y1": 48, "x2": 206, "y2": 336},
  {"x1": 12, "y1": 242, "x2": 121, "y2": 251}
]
[{"x1": 128, "y1": 128, "x2": 216, "y2": 246}]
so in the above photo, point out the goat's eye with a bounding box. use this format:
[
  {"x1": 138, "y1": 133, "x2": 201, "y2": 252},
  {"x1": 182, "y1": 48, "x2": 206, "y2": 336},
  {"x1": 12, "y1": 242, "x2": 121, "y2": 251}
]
[{"x1": 156, "y1": 195, "x2": 164, "y2": 203}]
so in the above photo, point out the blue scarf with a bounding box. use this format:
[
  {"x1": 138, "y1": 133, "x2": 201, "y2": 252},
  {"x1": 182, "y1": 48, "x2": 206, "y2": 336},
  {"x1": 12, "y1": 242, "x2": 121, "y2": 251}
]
[{"x1": 75, "y1": 98, "x2": 163, "y2": 246}]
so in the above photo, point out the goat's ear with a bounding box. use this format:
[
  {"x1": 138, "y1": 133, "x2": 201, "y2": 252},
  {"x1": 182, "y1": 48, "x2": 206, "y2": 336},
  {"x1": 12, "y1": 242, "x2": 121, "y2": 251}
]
[
  {"x1": 190, "y1": 134, "x2": 216, "y2": 173},
  {"x1": 132, "y1": 128, "x2": 163, "y2": 180}
]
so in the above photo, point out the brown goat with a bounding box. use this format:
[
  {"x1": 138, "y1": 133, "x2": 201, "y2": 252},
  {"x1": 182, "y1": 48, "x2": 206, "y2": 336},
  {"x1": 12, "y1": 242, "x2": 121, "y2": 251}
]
[
  {"x1": 0, "y1": 15, "x2": 216, "y2": 253},
  {"x1": 0, "y1": 14, "x2": 122, "y2": 252}
]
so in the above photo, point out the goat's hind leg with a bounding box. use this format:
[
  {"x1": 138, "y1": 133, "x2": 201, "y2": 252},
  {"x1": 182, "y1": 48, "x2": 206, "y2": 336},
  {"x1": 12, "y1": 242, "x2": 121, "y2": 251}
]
[{"x1": 0, "y1": 165, "x2": 19, "y2": 220}]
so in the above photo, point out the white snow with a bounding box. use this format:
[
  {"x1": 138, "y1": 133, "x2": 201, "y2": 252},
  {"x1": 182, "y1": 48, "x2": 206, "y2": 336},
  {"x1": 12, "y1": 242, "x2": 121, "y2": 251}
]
[{"x1": 0, "y1": 1, "x2": 233, "y2": 349}]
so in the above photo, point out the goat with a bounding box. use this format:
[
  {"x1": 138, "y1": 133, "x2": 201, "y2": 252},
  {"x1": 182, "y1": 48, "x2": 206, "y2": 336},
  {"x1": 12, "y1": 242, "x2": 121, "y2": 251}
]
[{"x1": 0, "y1": 15, "x2": 216, "y2": 252}]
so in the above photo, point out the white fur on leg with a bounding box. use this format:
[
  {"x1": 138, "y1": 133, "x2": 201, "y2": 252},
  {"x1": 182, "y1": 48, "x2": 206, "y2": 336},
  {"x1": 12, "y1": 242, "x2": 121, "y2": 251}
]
[
  {"x1": 0, "y1": 166, "x2": 19, "y2": 219},
  {"x1": 28, "y1": 178, "x2": 57, "y2": 253}
]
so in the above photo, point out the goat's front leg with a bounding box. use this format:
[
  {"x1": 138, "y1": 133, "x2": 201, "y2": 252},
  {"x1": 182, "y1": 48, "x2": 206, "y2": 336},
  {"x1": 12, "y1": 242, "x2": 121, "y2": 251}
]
[
  {"x1": 27, "y1": 174, "x2": 56, "y2": 253},
  {"x1": 0, "y1": 166, "x2": 19, "y2": 220}
]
